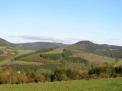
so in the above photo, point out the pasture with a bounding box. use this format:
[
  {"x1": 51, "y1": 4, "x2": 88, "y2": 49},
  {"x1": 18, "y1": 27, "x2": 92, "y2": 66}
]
[{"x1": 0, "y1": 78, "x2": 122, "y2": 91}]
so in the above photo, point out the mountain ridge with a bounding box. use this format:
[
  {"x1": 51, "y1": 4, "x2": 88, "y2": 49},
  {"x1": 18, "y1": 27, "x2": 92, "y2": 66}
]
[
  {"x1": 68, "y1": 41, "x2": 122, "y2": 58},
  {"x1": 0, "y1": 37, "x2": 122, "y2": 58},
  {"x1": 0, "y1": 38, "x2": 14, "y2": 46}
]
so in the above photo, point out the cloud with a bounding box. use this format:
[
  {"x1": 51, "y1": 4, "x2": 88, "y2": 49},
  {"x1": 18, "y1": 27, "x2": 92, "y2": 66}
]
[
  {"x1": 104, "y1": 38, "x2": 122, "y2": 46},
  {"x1": 5, "y1": 35, "x2": 122, "y2": 46},
  {"x1": 9, "y1": 35, "x2": 81, "y2": 44}
]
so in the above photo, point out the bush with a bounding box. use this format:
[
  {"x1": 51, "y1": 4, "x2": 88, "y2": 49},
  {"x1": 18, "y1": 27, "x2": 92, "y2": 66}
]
[
  {"x1": 0, "y1": 67, "x2": 18, "y2": 84},
  {"x1": 17, "y1": 72, "x2": 29, "y2": 84},
  {"x1": 34, "y1": 74, "x2": 45, "y2": 83},
  {"x1": 0, "y1": 65, "x2": 122, "y2": 84},
  {"x1": 51, "y1": 69, "x2": 80, "y2": 81}
]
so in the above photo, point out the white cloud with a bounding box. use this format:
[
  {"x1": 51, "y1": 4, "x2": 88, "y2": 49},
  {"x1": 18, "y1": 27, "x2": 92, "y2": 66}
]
[
  {"x1": 5, "y1": 35, "x2": 81, "y2": 44},
  {"x1": 1, "y1": 35, "x2": 122, "y2": 46},
  {"x1": 104, "y1": 38, "x2": 122, "y2": 46}
]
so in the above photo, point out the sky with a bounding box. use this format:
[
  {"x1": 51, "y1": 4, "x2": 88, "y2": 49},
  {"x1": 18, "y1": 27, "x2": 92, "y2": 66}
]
[{"x1": 0, "y1": 0, "x2": 122, "y2": 45}]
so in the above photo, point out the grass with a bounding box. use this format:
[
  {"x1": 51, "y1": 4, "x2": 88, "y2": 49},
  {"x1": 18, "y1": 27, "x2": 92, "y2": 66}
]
[
  {"x1": 114, "y1": 60, "x2": 122, "y2": 66},
  {"x1": 0, "y1": 78, "x2": 122, "y2": 91},
  {"x1": 43, "y1": 48, "x2": 63, "y2": 54},
  {"x1": 77, "y1": 51, "x2": 115, "y2": 63},
  {"x1": 16, "y1": 49, "x2": 34, "y2": 56},
  {"x1": 0, "y1": 48, "x2": 34, "y2": 66},
  {"x1": 15, "y1": 52, "x2": 43, "y2": 62},
  {"x1": 10, "y1": 63, "x2": 63, "y2": 72},
  {"x1": 12, "y1": 60, "x2": 43, "y2": 65}
]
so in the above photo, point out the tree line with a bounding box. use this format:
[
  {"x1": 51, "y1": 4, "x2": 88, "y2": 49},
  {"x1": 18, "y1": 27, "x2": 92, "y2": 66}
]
[{"x1": 0, "y1": 65, "x2": 122, "y2": 84}]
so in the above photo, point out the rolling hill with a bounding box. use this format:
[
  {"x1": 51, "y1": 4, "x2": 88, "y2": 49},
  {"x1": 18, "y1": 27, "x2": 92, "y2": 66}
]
[
  {"x1": 16, "y1": 42, "x2": 66, "y2": 50},
  {"x1": 0, "y1": 38, "x2": 14, "y2": 46},
  {"x1": 0, "y1": 37, "x2": 122, "y2": 84},
  {"x1": 68, "y1": 41, "x2": 122, "y2": 59},
  {"x1": 0, "y1": 37, "x2": 122, "y2": 68},
  {"x1": 1, "y1": 37, "x2": 122, "y2": 59},
  {"x1": 0, "y1": 37, "x2": 66, "y2": 50}
]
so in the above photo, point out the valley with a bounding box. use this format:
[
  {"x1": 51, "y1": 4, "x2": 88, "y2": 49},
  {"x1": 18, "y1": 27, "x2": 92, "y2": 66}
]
[{"x1": 0, "y1": 38, "x2": 122, "y2": 84}]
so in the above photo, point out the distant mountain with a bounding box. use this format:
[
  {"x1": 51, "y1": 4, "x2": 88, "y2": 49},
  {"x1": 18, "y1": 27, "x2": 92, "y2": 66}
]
[
  {"x1": 68, "y1": 41, "x2": 122, "y2": 58},
  {"x1": 16, "y1": 42, "x2": 66, "y2": 50},
  {"x1": 0, "y1": 37, "x2": 66, "y2": 50},
  {"x1": 0, "y1": 38, "x2": 13, "y2": 46},
  {"x1": 0, "y1": 37, "x2": 122, "y2": 59}
]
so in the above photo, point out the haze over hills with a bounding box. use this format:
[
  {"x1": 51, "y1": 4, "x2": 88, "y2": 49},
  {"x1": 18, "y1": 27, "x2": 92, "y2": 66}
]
[
  {"x1": 0, "y1": 37, "x2": 122, "y2": 58},
  {"x1": 16, "y1": 42, "x2": 66, "y2": 50},
  {"x1": 0, "y1": 38, "x2": 66, "y2": 50}
]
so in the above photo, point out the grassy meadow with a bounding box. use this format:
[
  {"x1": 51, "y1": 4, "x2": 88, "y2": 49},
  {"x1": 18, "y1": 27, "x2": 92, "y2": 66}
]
[{"x1": 0, "y1": 78, "x2": 122, "y2": 91}]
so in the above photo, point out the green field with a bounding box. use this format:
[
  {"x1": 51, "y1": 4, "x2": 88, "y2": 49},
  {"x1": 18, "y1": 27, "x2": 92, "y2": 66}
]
[
  {"x1": 44, "y1": 48, "x2": 63, "y2": 54},
  {"x1": 0, "y1": 78, "x2": 122, "y2": 91}
]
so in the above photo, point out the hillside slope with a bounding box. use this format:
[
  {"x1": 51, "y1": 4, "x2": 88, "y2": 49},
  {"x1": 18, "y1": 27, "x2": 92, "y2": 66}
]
[
  {"x1": 16, "y1": 42, "x2": 66, "y2": 50},
  {"x1": 68, "y1": 41, "x2": 122, "y2": 58},
  {"x1": 0, "y1": 38, "x2": 13, "y2": 46}
]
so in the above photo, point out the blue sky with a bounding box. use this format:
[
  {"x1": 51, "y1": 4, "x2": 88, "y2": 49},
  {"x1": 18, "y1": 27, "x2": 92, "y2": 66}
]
[{"x1": 0, "y1": 0, "x2": 122, "y2": 45}]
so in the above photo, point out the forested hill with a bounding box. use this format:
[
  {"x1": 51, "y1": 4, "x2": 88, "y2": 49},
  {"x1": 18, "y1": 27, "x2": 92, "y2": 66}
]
[{"x1": 67, "y1": 41, "x2": 122, "y2": 58}]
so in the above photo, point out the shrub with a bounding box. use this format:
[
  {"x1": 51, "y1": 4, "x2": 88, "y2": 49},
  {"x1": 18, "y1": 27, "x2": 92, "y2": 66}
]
[
  {"x1": 0, "y1": 67, "x2": 18, "y2": 84},
  {"x1": 34, "y1": 74, "x2": 45, "y2": 83},
  {"x1": 16, "y1": 72, "x2": 29, "y2": 84}
]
